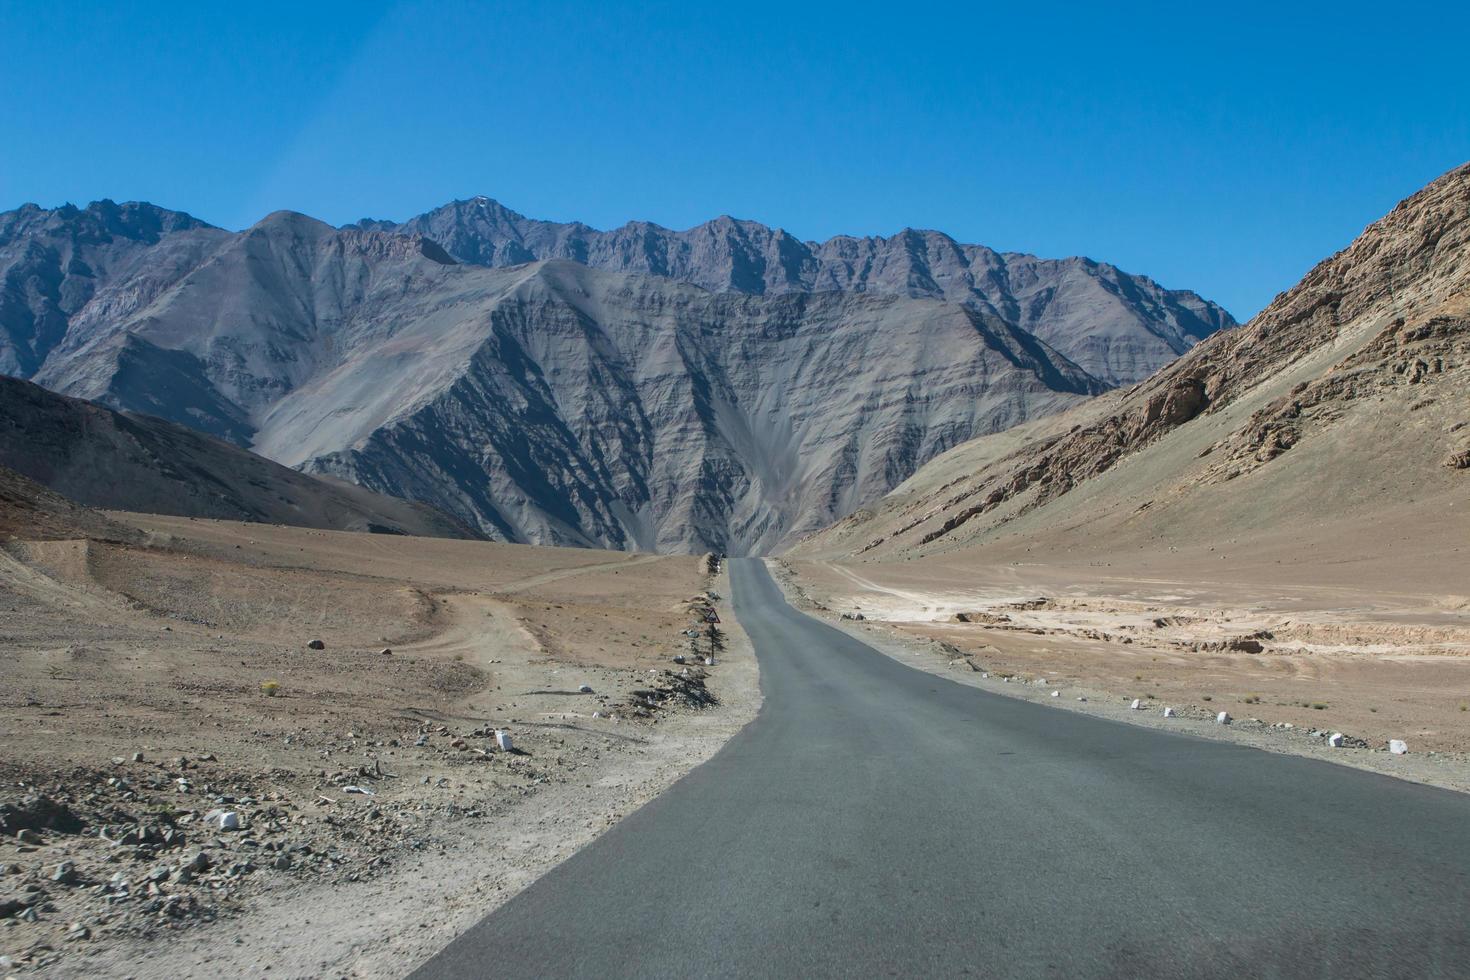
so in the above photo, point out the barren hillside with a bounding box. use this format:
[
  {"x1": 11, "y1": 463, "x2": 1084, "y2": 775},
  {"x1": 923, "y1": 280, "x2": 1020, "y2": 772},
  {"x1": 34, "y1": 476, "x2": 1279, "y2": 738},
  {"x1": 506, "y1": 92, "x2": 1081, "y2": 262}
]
[
  {"x1": 794, "y1": 161, "x2": 1470, "y2": 567},
  {"x1": 0, "y1": 375, "x2": 476, "y2": 539}
]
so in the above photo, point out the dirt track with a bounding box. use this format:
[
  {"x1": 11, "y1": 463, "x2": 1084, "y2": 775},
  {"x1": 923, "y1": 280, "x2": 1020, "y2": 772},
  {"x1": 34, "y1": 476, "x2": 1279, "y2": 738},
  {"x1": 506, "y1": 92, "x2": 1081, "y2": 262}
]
[{"x1": 0, "y1": 515, "x2": 760, "y2": 977}]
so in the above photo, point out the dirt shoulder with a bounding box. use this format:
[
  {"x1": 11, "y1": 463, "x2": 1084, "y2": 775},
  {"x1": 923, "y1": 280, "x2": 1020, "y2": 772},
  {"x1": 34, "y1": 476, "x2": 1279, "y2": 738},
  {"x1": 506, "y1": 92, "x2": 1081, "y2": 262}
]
[
  {"x1": 770, "y1": 557, "x2": 1470, "y2": 795},
  {"x1": 0, "y1": 517, "x2": 759, "y2": 977}
]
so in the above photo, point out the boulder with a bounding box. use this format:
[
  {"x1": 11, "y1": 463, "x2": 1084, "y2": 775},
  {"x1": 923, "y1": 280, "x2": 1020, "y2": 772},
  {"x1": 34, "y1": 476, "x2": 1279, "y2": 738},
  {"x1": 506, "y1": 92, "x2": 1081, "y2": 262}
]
[
  {"x1": 307, "y1": 639, "x2": 325, "y2": 650},
  {"x1": 0, "y1": 795, "x2": 84, "y2": 836},
  {"x1": 1389, "y1": 739, "x2": 1409, "y2": 755},
  {"x1": 1216, "y1": 711, "x2": 1232, "y2": 725},
  {"x1": 1327, "y1": 732, "x2": 1345, "y2": 748},
  {"x1": 204, "y1": 809, "x2": 243, "y2": 831}
]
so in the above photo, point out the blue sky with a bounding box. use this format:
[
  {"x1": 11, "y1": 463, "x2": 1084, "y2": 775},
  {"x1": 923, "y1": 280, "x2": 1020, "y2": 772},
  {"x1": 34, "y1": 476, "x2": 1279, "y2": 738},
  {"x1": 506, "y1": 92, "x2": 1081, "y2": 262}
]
[{"x1": 2, "y1": 1, "x2": 1467, "y2": 319}]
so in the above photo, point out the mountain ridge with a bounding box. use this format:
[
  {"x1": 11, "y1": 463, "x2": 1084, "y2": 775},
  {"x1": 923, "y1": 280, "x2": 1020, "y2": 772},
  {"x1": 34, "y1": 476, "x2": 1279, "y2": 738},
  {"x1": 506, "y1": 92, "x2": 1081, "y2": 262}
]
[
  {"x1": 2, "y1": 194, "x2": 1230, "y2": 552},
  {"x1": 382, "y1": 197, "x2": 1236, "y2": 385}
]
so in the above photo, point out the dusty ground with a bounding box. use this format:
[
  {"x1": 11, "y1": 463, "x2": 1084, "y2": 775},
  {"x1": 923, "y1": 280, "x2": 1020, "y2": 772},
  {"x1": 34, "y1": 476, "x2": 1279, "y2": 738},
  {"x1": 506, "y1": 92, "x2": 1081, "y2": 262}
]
[
  {"x1": 775, "y1": 545, "x2": 1470, "y2": 791},
  {"x1": 0, "y1": 514, "x2": 759, "y2": 977}
]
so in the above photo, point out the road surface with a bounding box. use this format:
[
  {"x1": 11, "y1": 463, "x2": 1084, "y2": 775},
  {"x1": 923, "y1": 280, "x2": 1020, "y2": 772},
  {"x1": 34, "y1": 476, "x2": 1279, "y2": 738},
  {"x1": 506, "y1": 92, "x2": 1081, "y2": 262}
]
[{"x1": 413, "y1": 558, "x2": 1470, "y2": 978}]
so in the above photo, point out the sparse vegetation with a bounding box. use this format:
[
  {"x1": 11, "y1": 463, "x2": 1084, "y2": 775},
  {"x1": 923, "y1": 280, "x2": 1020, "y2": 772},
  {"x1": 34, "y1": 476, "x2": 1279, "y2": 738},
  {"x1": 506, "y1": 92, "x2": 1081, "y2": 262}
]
[
  {"x1": 1242, "y1": 694, "x2": 1260, "y2": 704},
  {"x1": 260, "y1": 679, "x2": 281, "y2": 697},
  {"x1": 1311, "y1": 702, "x2": 1328, "y2": 710},
  {"x1": 1201, "y1": 695, "x2": 1212, "y2": 702}
]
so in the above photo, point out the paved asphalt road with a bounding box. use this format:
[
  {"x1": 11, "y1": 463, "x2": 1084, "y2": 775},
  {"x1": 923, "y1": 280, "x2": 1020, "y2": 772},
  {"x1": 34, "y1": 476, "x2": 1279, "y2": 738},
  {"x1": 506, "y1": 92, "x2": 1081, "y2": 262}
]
[{"x1": 413, "y1": 558, "x2": 1470, "y2": 979}]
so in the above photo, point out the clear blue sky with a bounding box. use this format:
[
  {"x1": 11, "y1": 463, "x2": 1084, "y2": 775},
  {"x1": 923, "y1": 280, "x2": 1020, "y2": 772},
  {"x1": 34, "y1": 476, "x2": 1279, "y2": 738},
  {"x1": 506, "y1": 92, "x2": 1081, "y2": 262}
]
[{"x1": 2, "y1": 1, "x2": 1467, "y2": 319}]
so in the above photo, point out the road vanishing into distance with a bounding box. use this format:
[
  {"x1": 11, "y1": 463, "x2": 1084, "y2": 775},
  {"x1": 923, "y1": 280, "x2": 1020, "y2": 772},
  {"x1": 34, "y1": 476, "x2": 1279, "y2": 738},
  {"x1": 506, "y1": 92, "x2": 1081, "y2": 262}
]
[{"x1": 413, "y1": 559, "x2": 1470, "y2": 979}]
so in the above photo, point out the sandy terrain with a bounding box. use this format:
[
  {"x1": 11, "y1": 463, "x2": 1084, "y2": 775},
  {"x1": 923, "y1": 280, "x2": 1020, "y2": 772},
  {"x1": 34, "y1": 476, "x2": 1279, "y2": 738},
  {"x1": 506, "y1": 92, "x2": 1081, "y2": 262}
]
[
  {"x1": 775, "y1": 545, "x2": 1470, "y2": 790},
  {"x1": 0, "y1": 515, "x2": 759, "y2": 977}
]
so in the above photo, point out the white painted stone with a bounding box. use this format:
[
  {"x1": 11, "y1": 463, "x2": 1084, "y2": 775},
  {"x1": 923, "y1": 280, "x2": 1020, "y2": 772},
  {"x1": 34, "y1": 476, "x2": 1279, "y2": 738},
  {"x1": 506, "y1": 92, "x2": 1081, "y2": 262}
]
[
  {"x1": 1216, "y1": 711, "x2": 1231, "y2": 725},
  {"x1": 1389, "y1": 739, "x2": 1408, "y2": 755},
  {"x1": 1050, "y1": 690, "x2": 1060, "y2": 697},
  {"x1": 1327, "y1": 732, "x2": 1345, "y2": 748},
  {"x1": 1130, "y1": 699, "x2": 1142, "y2": 710},
  {"x1": 495, "y1": 730, "x2": 514, "y2": 752},
  {"x1": 1162, "y1": 707, "x2": 1176, "y2": 718}
]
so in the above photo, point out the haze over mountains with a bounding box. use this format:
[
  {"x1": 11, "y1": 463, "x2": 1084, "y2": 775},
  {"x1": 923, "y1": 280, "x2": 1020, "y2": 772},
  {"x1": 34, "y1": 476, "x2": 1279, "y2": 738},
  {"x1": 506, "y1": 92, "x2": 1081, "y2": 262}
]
[{"x1": 1, "y1": 195, "x2": 1231, "y2": 552}]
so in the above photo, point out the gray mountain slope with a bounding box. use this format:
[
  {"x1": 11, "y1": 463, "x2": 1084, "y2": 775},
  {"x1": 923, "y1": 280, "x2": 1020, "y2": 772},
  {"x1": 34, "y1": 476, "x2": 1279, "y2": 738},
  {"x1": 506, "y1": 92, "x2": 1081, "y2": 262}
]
[
  {"x1": 0, "y1": 374, "x2": 478, "y2": 538},
  {"x1": 385, "y1": 198, "x2": 1236, "y2": 384},
  {"x1": 0, "y1": 200, "x2": 229, "y2": 377},
  {"x1": 11, "y1": 208, "x2": 1102, "y2": 552}
]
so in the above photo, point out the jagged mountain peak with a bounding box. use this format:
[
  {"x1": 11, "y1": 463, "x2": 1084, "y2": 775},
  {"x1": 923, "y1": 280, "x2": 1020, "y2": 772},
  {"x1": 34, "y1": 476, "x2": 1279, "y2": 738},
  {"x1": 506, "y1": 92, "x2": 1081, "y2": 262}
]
[
  {"x1": 384, "y1": 197, "x2": 1234, "y2": 384},
  {"x1": 2, "y1": 189, "x2": 1233, "y2": 553}
]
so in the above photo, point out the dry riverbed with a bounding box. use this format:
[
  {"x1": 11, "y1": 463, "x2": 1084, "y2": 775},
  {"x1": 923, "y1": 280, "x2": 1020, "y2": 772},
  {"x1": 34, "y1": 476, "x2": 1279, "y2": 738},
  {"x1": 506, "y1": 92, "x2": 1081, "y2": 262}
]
[
  {"x1": 0, "y1": 516, "x2": 759, "y2": 977},
  {"x1": 772, "y1": 557, "x2": 1470, "y2": 794}
]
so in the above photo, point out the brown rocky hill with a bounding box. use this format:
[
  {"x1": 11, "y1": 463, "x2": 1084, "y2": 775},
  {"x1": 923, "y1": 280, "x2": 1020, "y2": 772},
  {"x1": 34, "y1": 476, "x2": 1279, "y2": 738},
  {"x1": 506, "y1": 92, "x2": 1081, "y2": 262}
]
[
  {"x1": 0, "y1": 464, "x2": 139, "y2": 543},
  {"x1": 793, "y1": 162, "x2": 1470, "y2": 564},
  {"x1": 0, "y1": 375, "x2": 478, "y2": 539}
]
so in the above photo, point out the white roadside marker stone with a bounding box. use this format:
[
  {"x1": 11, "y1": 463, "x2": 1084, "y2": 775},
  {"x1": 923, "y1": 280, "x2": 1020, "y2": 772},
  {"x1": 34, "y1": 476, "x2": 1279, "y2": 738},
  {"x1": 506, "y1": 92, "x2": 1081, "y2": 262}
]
[
  {"x1": 1327, "y1": 732, "x2": 1344, "y2": 748},
  {"x1": 1389, "y1": 739, "x2": 1408, "y2": 755},
  {"x1": 1050, "y1": 690, "x2": 1060, "y2": 698},
  {"x1": 1162, "y1": 707, "x2": 1176, "y2": 718},
  {"x1": 1216, "y1": 711, "x2": 1231, "y2": 725},
  {"x1": 495, "y1": 730, "x2": 514, "y2": 752},
  {"x1": 1130, "y1": 699, "x2": 1142, "y2": 710}
]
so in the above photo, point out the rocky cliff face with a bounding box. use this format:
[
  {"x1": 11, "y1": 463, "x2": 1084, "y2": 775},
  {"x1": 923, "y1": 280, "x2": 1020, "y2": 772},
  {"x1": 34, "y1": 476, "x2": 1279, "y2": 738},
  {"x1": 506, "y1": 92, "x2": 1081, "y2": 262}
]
[
  {"x1": 3, "y1": 206, "x2": 1104, "y2": 552},
  {"x1": 793, "y1": 162, "x2": 1470, "y2": 561},
  {"x1": 0, "y1": 201, "x2": 227, "y2": 377},
  {"x1": 386, "y1": 199, "x2": 1235, "y2": 384}
]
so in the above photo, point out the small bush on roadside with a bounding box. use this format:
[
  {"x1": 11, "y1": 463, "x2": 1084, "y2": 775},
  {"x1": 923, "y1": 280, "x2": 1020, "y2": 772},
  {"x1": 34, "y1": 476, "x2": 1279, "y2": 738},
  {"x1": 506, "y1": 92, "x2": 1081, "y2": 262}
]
[
  {"x1": 260, "y1": 680, "x2": 281, "y2": 697},
  {"x1": 1201, "y1": 695, "x2": 1212, "y2": 702},
  {"x1": 1311, "y1": 702, "x2": 1328, "y2": 710}
]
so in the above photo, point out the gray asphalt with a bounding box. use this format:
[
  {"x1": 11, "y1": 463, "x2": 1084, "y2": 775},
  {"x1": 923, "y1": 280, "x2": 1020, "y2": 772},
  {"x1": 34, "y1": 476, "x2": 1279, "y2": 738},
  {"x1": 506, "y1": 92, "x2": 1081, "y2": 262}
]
[{"x1": 412, "y1": 558, "x2": 1470, "y2": 979}]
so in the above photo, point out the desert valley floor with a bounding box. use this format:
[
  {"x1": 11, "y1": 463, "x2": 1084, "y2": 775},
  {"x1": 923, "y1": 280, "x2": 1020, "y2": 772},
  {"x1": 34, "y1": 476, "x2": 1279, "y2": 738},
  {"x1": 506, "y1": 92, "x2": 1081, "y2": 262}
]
[{"x1": 2, "y1": 504, "x2": 1467, "y2": 975}]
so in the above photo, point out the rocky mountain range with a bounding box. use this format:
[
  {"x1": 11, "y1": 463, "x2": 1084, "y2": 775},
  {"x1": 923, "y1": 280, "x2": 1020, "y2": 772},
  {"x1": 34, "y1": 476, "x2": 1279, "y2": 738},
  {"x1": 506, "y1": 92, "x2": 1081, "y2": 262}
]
[
  {"x1": 372, "y1": 199, "x2": 1235, "y2": 385},
  {"x1": 1, "y1": 195, "x2": 1230, "y2": 552},
  {"x1": 793, "y1": 162, "x2": 1470, "y2": 563}
]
